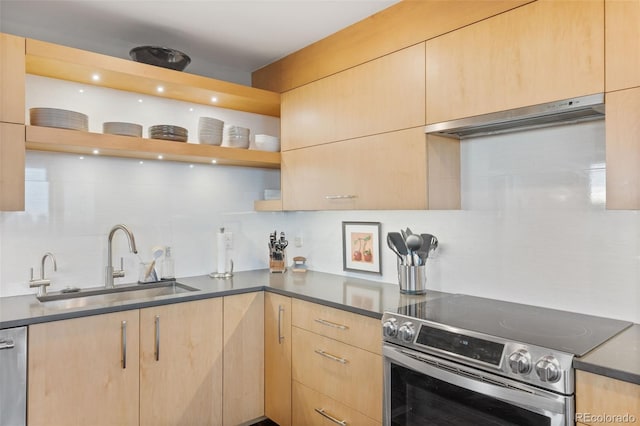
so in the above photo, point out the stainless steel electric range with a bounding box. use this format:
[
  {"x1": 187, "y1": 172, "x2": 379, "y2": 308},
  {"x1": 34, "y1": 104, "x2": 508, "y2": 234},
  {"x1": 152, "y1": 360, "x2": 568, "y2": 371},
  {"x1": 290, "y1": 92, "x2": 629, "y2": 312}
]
[{"x1": 382, "y1": 294, "x2": 632, "y2": 426}]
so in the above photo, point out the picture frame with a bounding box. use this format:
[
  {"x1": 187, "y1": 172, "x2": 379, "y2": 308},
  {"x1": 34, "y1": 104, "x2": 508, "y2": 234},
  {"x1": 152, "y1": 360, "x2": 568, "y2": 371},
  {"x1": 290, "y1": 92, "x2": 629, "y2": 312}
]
[
  {"x1": 343, "y1": 281, "x2": 382, "y2": 311},
  {"x1": 342, "y1": 221, "x2": 382, "y2": 274}
]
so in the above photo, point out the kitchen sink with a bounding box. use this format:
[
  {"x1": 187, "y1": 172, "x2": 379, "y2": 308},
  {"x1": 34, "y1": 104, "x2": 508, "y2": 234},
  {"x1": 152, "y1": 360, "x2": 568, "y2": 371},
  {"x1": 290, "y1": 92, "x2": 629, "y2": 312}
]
[{"x1": 37, "y1": 280, "x2": 199, "y2": 310}]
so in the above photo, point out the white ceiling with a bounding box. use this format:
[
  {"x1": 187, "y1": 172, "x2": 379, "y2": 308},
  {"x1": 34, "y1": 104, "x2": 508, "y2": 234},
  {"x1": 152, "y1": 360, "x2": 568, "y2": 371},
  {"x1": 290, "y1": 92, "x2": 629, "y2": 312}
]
[{"x1": 0, "y1": 0, "x2": 400, "y2": 84}]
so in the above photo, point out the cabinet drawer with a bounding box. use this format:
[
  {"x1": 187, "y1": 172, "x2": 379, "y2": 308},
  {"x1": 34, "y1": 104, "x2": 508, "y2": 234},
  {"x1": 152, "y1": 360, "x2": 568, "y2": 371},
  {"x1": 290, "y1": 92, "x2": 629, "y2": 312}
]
[
  {"x1": 576, "y1": 371, "x2": 639, "y2": 425},
  {"x1": 292, "y1": 298, "x2": 381, "y2": 354},
  {"x1": 292, "y1": 327, "x2": 382, "y2": 422},
  {"x1": 293, "y1": 380, "x2": 380, "y2": 426}
]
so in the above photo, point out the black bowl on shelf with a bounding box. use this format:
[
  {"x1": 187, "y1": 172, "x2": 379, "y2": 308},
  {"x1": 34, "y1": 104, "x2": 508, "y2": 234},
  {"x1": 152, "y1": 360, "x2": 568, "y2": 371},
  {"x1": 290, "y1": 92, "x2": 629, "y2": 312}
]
[{"x1": 129, "y1": 46, "x2": 191, "y2": 71}]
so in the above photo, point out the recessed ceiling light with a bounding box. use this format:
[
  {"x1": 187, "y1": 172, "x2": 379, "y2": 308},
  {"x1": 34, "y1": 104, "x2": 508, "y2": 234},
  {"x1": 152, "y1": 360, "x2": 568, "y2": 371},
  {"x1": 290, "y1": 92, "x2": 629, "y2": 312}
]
[
  {"x1": 91, "y1": 74, "x2": 100, "y2": 81},
  {"x1": 79, "y1": 89, "x2": 84, "y2": 93},
  {"x1": 138, "y1": 99, "x2": 143, "y2": 103},
  {"x1": 139, "y1": 161, "x2": 144, "y2": 165},
  {"x1": 158, "y1": 155, "x2": 163, "y2": 160},
  {"x1": 92, "y1": 149, "x2": 99, "y2": 155},
  {"x1": 157, "y1": 86, "x2": 164, "y2": 93},
  {"x1": 211, "y1": 159, "x2": 217, "y2": 164},
  {"x1": 211, "y1": 96, "x2": 218, "y2": 103},
  {"x1": 79, "y1": 156, "x2": 85, "y2": 160},
  {"x1": 189, "y1": 164, "x2": 195, "y2": 168},
  {"x1": 189, "y1": 107, "x2": 194, "y2": 112}
]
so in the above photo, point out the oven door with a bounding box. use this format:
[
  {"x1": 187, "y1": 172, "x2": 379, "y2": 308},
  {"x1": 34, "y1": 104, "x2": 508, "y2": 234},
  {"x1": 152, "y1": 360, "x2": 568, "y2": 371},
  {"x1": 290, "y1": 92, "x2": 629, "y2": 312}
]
[{"x1": 384, "y1": 343, "x2": 573, "y2": 426}]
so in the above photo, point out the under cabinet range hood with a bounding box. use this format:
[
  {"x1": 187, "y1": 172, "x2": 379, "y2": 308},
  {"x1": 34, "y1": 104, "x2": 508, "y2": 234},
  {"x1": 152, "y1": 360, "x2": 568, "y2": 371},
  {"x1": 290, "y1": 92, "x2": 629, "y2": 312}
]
[{"x1": 425, "y1": 93, "x2": 605, "y2": 139}]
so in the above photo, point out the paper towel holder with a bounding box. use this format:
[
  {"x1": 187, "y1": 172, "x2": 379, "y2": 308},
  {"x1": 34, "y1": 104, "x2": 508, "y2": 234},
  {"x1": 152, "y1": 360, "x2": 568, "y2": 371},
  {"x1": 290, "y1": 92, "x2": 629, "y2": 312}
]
[{"x1": 209, "y1": 259, "x2": 234, "y2": 279}]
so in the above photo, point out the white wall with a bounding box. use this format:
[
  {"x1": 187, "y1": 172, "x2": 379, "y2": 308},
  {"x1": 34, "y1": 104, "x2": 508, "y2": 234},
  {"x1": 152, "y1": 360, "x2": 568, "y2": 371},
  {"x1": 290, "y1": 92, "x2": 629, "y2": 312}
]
[{"x1": 1, "y1": 79, "x2": 638, "y2": 323}]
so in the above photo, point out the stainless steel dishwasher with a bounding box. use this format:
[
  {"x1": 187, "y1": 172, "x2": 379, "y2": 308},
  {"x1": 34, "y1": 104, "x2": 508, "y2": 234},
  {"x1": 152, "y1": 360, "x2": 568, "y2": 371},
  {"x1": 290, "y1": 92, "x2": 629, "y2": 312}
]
[{"x1": 0, "y1": 326, "x2": 27, "y2": 426}]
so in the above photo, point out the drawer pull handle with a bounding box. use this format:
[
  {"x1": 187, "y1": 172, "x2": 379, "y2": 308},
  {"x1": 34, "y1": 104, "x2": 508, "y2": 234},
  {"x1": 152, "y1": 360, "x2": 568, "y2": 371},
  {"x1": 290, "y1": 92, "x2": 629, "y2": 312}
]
[
  {"x1": 325, "y1": 195, "x2": 356, "y2": 200},
  {"x1": 121, "y1": 320, "x2": 127, "y2": 369},
  {"x1": 315, "y1": 349, "x2": 348, "y2": 364},
  {"x1": 278, "y1": 305, "x2": 285, "y2": 344},
  {"x1": 0, "y1": 339, "x2": 15, "y2": 350},
  {"x1": 314, "y1": 408, "x2": 348, "y2": 425},
  {"x1": 154, "y1": 315, "x2": 160, "y2": 362},
  {"x1": 314, "y1": 318, "x2": 349, "y2": 330}
]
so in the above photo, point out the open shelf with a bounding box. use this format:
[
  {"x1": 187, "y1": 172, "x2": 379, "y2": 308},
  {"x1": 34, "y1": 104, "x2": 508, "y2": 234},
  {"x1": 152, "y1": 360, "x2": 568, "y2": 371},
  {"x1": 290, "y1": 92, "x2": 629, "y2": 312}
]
[
  {"x1": 26, "y1": 126, "x2": 281, "y2": 169},
  {"x1": 25, "y1": 39, "x2": 280, "y2": 117}
]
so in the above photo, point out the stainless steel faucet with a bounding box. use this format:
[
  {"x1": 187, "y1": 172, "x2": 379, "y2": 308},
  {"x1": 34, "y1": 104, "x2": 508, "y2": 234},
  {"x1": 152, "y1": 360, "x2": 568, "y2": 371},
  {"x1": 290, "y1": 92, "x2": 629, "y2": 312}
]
[
  {"x1": 105, "y1": 224, "x2": 138, "y2": 288},
  {"x1": 29, "y1": 252, "x2": 57, "y2": 297}
]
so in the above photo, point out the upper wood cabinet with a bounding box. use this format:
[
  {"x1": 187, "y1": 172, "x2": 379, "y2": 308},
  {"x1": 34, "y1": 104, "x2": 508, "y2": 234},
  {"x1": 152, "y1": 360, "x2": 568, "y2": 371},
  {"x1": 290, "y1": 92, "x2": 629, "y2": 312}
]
[
  {"x1": 281, "y1": 128, "x2": 460, "y2": 211},
  {"x1": 281, "y1": 43, "x2": 425, "y2": 151},
  {"x1": 425, "y1": 0, "x2": 604, "y2": 124},
  {"x1": 139, "y1": 298, "x2": 223, "y2": 426},
  {"x1": 1, "y1": 33, "x2": 25, "y2": 124},
  {"x1": 0, "y1": 123, "x2": 25, "y2": 211},
  {"x1": 606, "y1": 87, "x2": 640, "y2": 209},
  {"x1": 28, "y1": 310, "x2": 141, "y2": 426},
  {"x1": 605, "y1": 0, "x2": 640, "y2": 92}
]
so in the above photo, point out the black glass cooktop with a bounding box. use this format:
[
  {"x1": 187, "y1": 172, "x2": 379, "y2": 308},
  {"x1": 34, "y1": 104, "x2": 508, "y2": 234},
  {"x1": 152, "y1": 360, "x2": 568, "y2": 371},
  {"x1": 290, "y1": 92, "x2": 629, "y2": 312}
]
[{"x1": 396, "y1": 294, "x2": 632, "y2": 356}]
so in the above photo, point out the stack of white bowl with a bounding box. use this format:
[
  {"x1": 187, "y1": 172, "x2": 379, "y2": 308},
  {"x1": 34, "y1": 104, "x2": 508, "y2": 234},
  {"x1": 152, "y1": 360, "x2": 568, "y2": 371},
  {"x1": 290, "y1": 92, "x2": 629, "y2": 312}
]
[
  {"x1": 103, "y1": 122, "x2": 143, "y2": 138},
  {"x1": 198, "y1": 117, "x2": 224, "y2": 145},
  {"x1": 223, "y1": 125, "x2": 250, "y2": 149},
  {"x1": 254, "y1": 134, "x2": 280, "y2": 152},
  {"x1": 30, "y1": 108, "x2": 88, "y2": 131}
]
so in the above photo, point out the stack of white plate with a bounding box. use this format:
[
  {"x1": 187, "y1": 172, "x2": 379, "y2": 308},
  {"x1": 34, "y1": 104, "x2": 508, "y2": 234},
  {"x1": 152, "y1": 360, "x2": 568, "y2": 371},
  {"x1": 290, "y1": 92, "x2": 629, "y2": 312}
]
[
  {"x1": 30, "y1": 108, "x2": 88, "y2": 131},
  {"x1": 103, "y1": 122, "x2": 143, "y2": 138},
  {"x1": 149, "y1": 125, "x2": 188, "y2": 142},
  {"x1": 254, "y1": 134, "x2": 280, "y2": 152},
  {"x1": 223, "y1": 125, "x2": 250, "y2": 149},
  {"x1": 198, "y1": 117, "x2": 224, "y2": 145}
]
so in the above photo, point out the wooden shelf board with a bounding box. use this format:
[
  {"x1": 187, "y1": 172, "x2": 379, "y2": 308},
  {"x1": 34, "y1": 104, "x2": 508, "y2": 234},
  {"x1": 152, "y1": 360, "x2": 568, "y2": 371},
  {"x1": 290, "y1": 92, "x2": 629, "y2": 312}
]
[
  {"x1": 254, "y1": 199, "x2": 283, "y2": 211},
  {"x1": 25, "y1": 39, "x2": 280, "y2": 117},
  {"x1": 26, "y1": 126, "x2": 280, "y2": 169}
]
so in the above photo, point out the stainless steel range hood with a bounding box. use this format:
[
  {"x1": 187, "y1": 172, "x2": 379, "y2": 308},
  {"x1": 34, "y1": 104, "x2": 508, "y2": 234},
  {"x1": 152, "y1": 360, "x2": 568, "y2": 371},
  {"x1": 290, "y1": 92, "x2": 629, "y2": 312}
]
[{"x1": 424, "y1": 93, "x2": 605, "y2": 139}]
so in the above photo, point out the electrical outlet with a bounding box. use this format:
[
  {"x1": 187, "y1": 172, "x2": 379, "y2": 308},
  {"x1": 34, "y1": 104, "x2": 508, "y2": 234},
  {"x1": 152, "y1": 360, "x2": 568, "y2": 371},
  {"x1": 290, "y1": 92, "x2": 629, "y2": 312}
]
[
  {"x1": 224, "y1": 231, "x2": 233, "y2": 249},
  {"x1": 294, "y1": 234, "x2": 303, "y2": 248}
]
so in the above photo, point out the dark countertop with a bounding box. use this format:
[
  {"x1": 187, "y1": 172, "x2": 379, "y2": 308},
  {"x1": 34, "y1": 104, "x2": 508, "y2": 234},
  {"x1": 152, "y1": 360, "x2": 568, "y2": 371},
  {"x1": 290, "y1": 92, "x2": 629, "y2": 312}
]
[
  {"x1": 2, "y1": 269, "x2": 638, "y2": 385},
  {"x1": 0, "y1": 269, "x2": 448, "y2": 329},
  {"x1": 574, "y1": 324, "x2": 640, "y2": 385}
]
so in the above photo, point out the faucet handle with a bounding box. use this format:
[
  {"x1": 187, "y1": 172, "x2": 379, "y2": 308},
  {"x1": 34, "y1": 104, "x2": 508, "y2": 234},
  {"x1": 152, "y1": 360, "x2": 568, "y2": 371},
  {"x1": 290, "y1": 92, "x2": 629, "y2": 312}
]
[{"x1": 113, "y1": 257, "x2": 126, "y2": 279}]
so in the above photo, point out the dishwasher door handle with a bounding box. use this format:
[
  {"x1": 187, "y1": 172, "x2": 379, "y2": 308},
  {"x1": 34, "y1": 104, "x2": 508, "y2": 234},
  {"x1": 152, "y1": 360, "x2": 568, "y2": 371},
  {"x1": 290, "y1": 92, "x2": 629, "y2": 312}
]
[{"x1": 0, "y1": 339, "x2": 15, "y2": 350}]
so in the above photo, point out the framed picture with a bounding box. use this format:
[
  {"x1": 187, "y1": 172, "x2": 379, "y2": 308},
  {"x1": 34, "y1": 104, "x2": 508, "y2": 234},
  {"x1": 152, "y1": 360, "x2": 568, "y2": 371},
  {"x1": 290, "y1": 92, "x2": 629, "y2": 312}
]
[
  {"x1": 342, "y1": 221, "x2": 382, "y2": 274},
  {"x1": 343, "y1": 281, "x2": 382, "y2": 311}
]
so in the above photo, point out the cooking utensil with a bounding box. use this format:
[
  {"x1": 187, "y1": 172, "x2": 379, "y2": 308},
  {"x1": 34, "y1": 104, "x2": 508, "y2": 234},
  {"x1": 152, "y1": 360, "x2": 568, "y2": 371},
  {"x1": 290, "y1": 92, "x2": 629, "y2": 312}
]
[
  {"x1": 387, "y1": 232, "x2": 408, "y2": 264},
  {"x1": 387, "y1": 233, "x2": 403, "y2": 261},
  {"x1": 417, "y1": 234, "x2": 438, "y2": 263},
  {"x1": 405, "y1": 234, "x2": 423, "y2": 266}
]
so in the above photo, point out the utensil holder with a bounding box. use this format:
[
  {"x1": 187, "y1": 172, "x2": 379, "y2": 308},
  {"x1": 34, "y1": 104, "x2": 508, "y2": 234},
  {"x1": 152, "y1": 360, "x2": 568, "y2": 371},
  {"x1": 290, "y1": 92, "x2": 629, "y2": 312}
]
[{"x1": 397, "y1": 261, "x2": 427, "y2": 295}]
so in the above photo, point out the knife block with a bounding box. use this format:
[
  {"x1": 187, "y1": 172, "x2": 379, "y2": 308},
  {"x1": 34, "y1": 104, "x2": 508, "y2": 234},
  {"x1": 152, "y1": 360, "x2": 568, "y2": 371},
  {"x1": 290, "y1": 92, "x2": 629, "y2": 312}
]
[{"x1": 269, "y1": 251, "x2": 286, "y2": 273}]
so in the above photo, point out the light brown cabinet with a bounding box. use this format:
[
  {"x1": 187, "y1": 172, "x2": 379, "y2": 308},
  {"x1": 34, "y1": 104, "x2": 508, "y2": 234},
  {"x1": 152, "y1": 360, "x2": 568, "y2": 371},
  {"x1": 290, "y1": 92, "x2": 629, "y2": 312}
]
[
  {"x1": 281, "y1": 128, "x2": 460, "y2": 211},
  {"x1": 605, "y1": 0, "x2": 640, "y2": 92},
  {"x1": 281, "y1": 43, "x2": 425, "y2": 151},
  {"x1": 291, "y1": 299, "x2": 382, "y2": 425},
  {"x1": 223, "y1": 292, "x2": 265, "y2": 426},
  {"x1": 139, "y1": 298, "x2": 223, "y2": 426},
  {"x1": 605, "y1": 88, "x2": 640, "y2": 210},
  {"x1": 576, "y1": 370, "x2": 640, "y2": 425},
  {"x1": 28, "y1": 310, "x2": 141, "y2": 426},
  {"x1": 1, "y1": 33, "x2": 25, "y2": 124},
  {"x1": 425, "y1": 0, "x2": 604, "y2": 124},
  {"x1": 28, "y1": 299, "x2": 224, "y2": 426},
  {"x1": 264, "y1": 292, "x2": 292, "y2": 426},
  {"x1": 0, "y1": 123, "x2": 25, "y2": 211}
]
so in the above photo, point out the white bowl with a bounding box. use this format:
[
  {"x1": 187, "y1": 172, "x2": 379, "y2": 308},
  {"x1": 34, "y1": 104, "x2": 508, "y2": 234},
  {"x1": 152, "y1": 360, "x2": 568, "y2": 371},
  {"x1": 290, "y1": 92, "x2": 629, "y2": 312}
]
[{"x1": 254, "y1": 134, "x2": 280, "y2": 152}]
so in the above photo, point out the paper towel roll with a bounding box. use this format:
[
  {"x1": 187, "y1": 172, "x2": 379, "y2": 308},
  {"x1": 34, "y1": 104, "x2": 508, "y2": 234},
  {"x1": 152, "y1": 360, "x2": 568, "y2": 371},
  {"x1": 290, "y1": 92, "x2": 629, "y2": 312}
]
[{"x1": 217, "y1": 228, "x2": 226, "y2": 274}]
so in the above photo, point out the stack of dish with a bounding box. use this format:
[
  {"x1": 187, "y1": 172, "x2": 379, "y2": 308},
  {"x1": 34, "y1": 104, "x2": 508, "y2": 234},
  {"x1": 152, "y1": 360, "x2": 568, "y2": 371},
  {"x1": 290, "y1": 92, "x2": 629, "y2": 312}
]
[
  {"x1": 30, "y1": 108, "x2": 88, "y2": 131},
  {"x1": 198, "y1": 117, "x2": 224, "y2": 145},
  {"x1": 103, "y1": 122, "x2": 143, "y2": 138},
  {"x1": 223, "y1": 125, "x2": 250, "y2": 149},
  {"x1": 254, "y1": 134, "x2": 280, "y2": 152},
  {"x1": 149, "y1": 125, "x2": 188, "y2": 142}
]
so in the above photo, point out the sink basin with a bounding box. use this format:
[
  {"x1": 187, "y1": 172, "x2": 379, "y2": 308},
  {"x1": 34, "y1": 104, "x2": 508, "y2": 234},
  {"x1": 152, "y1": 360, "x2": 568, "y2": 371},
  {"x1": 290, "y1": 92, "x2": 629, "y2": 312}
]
[{"x1": 37, "y1": 280, "x2": 199, "y2": 310}]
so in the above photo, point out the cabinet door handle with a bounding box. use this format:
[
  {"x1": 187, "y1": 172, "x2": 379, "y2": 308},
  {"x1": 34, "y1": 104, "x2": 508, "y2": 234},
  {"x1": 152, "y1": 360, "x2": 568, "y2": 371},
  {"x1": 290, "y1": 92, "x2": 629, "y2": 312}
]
[
  {"x1": 314, "y1": 318, "x2": 349, "y2": 330},
  {"x1": 277, "y1": 305, "x2": 285, "y2": 344},
  {"x1": 154, "y1": 315, "x2": 160, "y2": 362},
  {"x1": 0, "y1": 339, "x2": 15, "y2": 350},
  {"x1": 121, "y1": 320, "x2": 127, "y2": 369},
  {"x1": 314, "y1": 349, "x2": 348, "y2": 364},
  {"x1": 314, "y1": 408, "x2": 347, "y2": 425},
  {"x1": 325, "y1": 195, "x2": 356, "y2": 200}
]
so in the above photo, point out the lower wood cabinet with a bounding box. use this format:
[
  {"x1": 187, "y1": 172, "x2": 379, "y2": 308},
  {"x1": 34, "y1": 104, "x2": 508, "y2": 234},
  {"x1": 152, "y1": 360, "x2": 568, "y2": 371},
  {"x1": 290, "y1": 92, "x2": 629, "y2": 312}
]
[
  {"x1": 28, "y1": 298, "x2": 223, "y2": 426},
  {"x1": 223, "y1": 292, "x2": 265, "y2": 426},
  {"x1": 576, "y1": 370, "x2": 639, "y2": 426},
  {"x1": 28, "y1": 310, "x2": 141, "y2": 426},
  {"x1": 139, "y1": 298, "x2": 223, "y2": 426},
  {"x1": 264, "y1": 292, "x2": 292, "y2": 426}
]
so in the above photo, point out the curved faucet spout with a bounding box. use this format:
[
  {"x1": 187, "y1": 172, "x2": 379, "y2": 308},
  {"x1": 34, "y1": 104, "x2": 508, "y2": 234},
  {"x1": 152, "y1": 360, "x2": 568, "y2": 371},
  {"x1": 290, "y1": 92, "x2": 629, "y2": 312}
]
[
  {"x1": 105, "y1": 224, "x2": 138, "y2": 288},
  {"x1": 40, "y1": 252, "x2": 57, "y2": 279}
]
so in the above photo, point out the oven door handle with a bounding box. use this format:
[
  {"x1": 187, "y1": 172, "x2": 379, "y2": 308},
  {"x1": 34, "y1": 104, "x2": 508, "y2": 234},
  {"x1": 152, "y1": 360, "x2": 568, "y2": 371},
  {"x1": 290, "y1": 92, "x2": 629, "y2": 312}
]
[{"x1": 384, "y1": 344, "x2": 571, "y2": 420}]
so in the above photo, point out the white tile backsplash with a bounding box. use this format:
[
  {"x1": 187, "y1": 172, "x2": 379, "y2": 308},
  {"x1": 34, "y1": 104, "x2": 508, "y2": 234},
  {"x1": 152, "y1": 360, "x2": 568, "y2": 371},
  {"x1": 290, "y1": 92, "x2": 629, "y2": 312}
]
[{"x1": 2, "y1": 89, "x2": 639, "y2": 324}]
